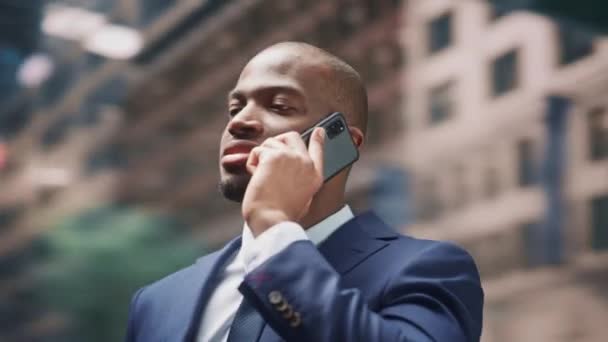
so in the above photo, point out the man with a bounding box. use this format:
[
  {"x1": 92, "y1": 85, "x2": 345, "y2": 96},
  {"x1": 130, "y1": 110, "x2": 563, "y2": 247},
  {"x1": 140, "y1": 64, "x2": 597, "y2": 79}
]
[{"x1": 125, "y1": 42, "x2": 484, "y2": 342}]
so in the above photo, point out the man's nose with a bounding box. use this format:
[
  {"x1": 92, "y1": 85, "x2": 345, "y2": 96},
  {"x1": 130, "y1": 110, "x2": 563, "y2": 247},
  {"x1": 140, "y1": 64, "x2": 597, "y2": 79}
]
[{"x1": 227, "y1": 105, "x2": 264, "y2": 139}]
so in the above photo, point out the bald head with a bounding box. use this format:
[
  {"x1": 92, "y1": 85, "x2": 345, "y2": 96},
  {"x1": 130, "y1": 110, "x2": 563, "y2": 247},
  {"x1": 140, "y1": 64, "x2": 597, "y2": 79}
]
[
  {"x1": 221, "y1": 42, "x2": 368, "y2": 202},
  {"x1": 247, "y1": 42, "x2": 368, "y2": 136}
]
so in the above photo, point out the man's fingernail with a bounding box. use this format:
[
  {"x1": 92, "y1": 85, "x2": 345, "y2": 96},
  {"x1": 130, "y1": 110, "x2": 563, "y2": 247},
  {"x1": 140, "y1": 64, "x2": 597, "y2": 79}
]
[{"x1": 318, "y1": 128, "x2": 325, "y2": 139}]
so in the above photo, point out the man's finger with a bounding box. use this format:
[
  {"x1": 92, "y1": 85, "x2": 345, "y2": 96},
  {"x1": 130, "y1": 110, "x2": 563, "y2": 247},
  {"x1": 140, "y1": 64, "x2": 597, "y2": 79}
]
[
  {"x1": 275, "y1": 131, "x2": 307, "y2": 153},
  {"x1": 261, "y1": 137, "x2": 285, "y2": 150},
  {"x1": 308, "y1": 127, "x2": 325, "y2": 177},
  {"x1": 246, "y1": 146, "x2": 262, "y2": 174},
  {"x1": 246, "y1": 146, "x2": 280, "y2": 174}
]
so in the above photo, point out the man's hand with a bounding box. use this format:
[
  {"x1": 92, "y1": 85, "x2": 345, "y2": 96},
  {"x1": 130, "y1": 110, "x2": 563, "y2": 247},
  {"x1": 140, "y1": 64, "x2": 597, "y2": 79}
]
[{"x1": 242, "y1": 128, "x2": 325, "y2": 237}]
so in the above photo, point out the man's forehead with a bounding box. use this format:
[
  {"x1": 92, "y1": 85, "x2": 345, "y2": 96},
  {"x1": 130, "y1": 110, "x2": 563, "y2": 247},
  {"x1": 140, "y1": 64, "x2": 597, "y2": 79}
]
[
  {"x1": 239, "y1": 48, "x2": 305, "y2": 80},
  {"x1": 232, "y1": 67, "x2": 305, "y2": 97},
  {"x1": 234, "y1": 49, "x2": 327, "y2": 96}
]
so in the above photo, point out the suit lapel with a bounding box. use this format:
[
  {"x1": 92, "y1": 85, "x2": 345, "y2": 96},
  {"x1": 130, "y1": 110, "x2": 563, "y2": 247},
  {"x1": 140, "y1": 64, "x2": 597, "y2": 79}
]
[
  {"x1": 318, "y1": 211, "x2": 398, "y2": 275},
  {"x1": 178, "y1": 212, "x2": 396, "y2": 342},
  {"x1": 258, "y1": 212, "x2": 399, "y2": 341},
  {"x1": 181, "y1": 237, "x2": 242, "y2": 342}
]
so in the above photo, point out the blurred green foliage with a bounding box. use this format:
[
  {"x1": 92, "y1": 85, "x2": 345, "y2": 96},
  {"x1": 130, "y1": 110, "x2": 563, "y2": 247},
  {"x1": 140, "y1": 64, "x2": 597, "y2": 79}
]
[{"x1": 34, "y1": 206, "x2": 204, "y2": 342}]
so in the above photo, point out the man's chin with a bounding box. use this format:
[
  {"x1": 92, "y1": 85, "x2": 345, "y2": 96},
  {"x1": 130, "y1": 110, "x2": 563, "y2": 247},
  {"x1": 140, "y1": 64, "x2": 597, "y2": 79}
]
[{"x1": 218, "y1": 174, "x2": 250, "y2": 203}]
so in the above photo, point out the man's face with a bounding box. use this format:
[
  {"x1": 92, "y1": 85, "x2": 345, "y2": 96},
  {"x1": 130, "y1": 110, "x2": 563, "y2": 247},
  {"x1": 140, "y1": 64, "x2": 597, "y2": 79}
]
[{"x1": 219, "y1": 49, "x2": 332, "y2": 202}]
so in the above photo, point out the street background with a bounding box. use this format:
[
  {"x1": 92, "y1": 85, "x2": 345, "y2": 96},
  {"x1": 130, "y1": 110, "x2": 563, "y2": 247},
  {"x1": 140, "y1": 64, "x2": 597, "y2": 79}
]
[{"x1": 0, "y1": 0, "x2": 607, "y2": 341}]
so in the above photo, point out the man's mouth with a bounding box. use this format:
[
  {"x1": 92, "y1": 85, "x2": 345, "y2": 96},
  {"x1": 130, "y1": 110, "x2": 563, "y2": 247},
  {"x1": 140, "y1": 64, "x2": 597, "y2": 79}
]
[{"x1": 221, "y1": 141, "x2": 257, "y2": 171}]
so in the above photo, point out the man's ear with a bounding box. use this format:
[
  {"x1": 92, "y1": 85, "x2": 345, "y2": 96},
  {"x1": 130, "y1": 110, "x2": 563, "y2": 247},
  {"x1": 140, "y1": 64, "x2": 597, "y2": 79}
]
[{"x1": 348, "y1": 126, "x2": 364, "y2": 149}]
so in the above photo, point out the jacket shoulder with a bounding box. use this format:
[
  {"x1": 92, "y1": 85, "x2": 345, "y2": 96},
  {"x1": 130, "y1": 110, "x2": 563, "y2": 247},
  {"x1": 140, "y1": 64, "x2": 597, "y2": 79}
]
[
  {"x1": 140, "y1": 249, "x2": 222, "y2": 297},
  {"x1": 355, "y1": 211, "x2": 474, "y2": 260}
]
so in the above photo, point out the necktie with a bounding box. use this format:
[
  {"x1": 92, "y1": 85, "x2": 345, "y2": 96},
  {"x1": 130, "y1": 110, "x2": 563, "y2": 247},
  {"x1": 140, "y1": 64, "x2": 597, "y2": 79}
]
[{"x1": 227, "y1": 298, "x2": 265, "y2": 342}]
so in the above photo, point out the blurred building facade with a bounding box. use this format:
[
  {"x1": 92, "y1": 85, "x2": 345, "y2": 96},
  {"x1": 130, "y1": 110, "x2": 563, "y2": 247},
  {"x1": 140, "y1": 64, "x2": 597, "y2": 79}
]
[
  {"x1": 0, "y1": 0, "x2": 237, "y2": 339},
  {"x1": 1, "y1": 0, "x2": 607, "y2": 341},
  {"x1": 402, "y1": 1, "x2": 608, "y2": 341},
  {"x1": 118, "y1": 0, "x2": 407, "y2": 246},
  {"x1": 0, "y1": 0, "x2": 406, "y2": 340}
]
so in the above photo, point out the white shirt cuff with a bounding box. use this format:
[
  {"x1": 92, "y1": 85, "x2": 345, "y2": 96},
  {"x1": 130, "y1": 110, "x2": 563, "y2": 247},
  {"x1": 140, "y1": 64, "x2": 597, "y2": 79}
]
[{"x1": 241, "y1": 221, "x2": 309, "y2": 273}]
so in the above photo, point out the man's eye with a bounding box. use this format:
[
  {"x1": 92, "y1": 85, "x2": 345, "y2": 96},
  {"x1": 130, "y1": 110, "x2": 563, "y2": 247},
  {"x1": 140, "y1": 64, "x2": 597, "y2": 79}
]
[
  {"x1": 228, "y1": 107, "x2": 241, "y2": 117},
  {"x1": 270, "y1": 104, "x2": 292, "y2": 113}
]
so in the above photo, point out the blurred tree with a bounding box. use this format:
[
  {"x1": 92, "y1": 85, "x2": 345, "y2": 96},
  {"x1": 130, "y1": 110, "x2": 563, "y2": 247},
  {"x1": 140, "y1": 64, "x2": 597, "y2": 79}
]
[
  {"x1": 490, "y1": 0, "x2": 608, "y2": 34},
  {"x1": 33, "y1": 205, "x2": 204, "y2": 342}
]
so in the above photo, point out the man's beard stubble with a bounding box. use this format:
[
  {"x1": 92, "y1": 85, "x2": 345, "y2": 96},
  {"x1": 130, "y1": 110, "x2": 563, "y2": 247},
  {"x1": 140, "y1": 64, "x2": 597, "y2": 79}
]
[{"x1": 219, "y1": 173, "x2": 251, "y2": 203}]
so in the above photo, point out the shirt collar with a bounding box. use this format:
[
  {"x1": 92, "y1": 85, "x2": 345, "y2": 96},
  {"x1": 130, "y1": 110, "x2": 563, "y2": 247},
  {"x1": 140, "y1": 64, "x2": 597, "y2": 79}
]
[
  {"x1": 241, "y1": 205, "x2": 354, "y2": 247},
  {"x1": 306, "y1": 205, "x2": 354, "y2": 245}
]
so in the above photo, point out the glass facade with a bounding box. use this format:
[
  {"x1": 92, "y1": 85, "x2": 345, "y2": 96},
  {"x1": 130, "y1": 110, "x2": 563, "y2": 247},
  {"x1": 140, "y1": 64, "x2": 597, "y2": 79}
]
[
  {"x1": 588, "y1": 107, "x2": 608, "y2": 161},
  {"x1": 428, "y1": 12, "x2": 453, "y2": 54},
  {"x1": 591, "y1": 195, "x2": 608, "y2": 251},
  {"x1": 517, "y1": 139, "x2": 538, "y2": 187},
  {"x1": 429, "y1": 81, "x2": 455, "y2": 124},
  {"x1": 558, "y1": 23, "x2": 594, "y2": 65},
  {"x1": 492, "y1": 49, "x2": 519, "y2": 97}
]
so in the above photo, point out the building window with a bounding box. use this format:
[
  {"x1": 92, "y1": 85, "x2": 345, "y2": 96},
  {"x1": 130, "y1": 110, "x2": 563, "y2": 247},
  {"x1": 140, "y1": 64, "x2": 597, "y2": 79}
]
[
  {"x1": 364, "y1": 0, "x2": 383, "y2": 21},
  {"x1": 558, "y1": 24, "x2": 594, "y2": 65},
  {"x1": 429, "y1": 81, "x2": 455, "y2": 125},
  {"x1": 491, "y1": 49, "x2": 519, "y2": 97},
  {"x1": 517, "y1": 139, "x2": 537, "y2": 187},
  {"x1": 588, "y1": 107, "x2": 608, "y2": 161},
  {"x1": 247, "y1": 5, "x2": 268, "y2": 37},
  {"x1": 0, "y1": 47, "x2": 22, "y2": 101},
  {"x1": 40, "y1": 114, "x2": 75, "y2": 149},
  {"x1": 315, "y1": 19, "x2": 338, "y2": 49},
  {"x1": 390, "y1": 0, "x2": 403, "y2": 9},
  {"x1": 369, "y1": 166, "x2": 410, "y2": 228},
  {"x1": 41, "y1": 61, "x2": 77, "y2": 106},
  {"x1": 428, "y1": 12, "x2": 453, "y2": 54},
  {"x1": 84, "y1": 143, "x2": 125, "y2": 175},
  {"x1": 489, "y1": 4, "x2": 508, "y2": 21},
  {"x1": 0, "y1": 96, "x2": 32, "y2": 140},
  {"x1": 137, "y1": 0, "x2": 183, "y2": 26},
  {"x1": 339, "y1": 5, "x2": 366, "y2": 36},
  {"x1": 591, "y1": 195, "x2": 608, "y2": 251}
]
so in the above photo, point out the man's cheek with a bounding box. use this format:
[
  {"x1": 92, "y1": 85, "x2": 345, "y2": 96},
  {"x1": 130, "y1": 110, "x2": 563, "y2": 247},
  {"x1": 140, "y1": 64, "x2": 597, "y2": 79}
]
[{"x1": 219, "y1": 133, "x2": 229, "y2": 152}]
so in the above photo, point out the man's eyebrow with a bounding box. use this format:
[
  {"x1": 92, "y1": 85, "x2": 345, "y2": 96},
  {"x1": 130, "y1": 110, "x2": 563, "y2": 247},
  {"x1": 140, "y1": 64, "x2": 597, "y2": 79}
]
[
  {"x1": 227, "y1": 90, "x2": 243, "y2": 102},
  {"x1": 228, "y1": 86, "x2": 304, "y2": 102}
]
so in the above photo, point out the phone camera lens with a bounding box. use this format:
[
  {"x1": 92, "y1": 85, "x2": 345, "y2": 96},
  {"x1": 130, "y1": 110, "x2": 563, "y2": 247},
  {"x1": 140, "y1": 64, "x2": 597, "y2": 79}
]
[{"x1": 325, "y1": 120, "x2": 345, "y2": 139}]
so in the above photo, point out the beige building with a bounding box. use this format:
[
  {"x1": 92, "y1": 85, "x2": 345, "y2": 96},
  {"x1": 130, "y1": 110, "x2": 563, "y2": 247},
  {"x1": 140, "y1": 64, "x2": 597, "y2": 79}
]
[{"x1": 401, "y1": 1, "x2": 608, "y2": 341}]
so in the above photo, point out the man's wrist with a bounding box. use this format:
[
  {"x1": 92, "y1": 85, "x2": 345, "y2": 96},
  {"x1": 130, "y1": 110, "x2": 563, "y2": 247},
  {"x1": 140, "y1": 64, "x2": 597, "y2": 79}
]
[
  {"x1": 246, "y1": 208, "x2": 291, "y2": 237},
  {"x1": 242, "y1": 221, "x2": 308, "y2": 272}
]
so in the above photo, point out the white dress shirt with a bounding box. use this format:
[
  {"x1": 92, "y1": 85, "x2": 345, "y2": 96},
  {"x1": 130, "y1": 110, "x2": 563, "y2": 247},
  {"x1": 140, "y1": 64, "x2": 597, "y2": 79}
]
[{"x1": 197, "y1": 205, "x2": 354, "y2": 342}]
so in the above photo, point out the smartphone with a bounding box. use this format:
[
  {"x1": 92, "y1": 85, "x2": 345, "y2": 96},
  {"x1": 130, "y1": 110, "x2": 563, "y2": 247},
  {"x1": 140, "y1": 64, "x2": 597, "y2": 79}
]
[{"x1": 301, "y1": 112, "x2": 359, "y2": 183}]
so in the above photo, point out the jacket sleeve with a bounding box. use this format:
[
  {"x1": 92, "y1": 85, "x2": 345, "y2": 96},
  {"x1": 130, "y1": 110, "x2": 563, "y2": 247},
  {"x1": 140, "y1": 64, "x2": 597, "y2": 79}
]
[
  {"x1": 239, "y1": 240, "x2": 484, "y2": 342},
  {"x1": 124, "y1": 287, "x2": 145, "y2": 342}
]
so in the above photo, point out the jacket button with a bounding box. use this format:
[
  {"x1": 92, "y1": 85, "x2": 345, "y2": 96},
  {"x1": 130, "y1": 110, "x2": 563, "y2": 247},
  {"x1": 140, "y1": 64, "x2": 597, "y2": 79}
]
[
  {"x1": 290, "y1": 312, "x2": 301, "y2": 328},
  {"x1": 268, "y1": 291, "x2": 283, "y2": 305},
  {"x1": 276, "y1": 300, "x2": 289, "y2": 312},
  {"x1": 283, "y1": 305, "x2": 294, "y2": 319}
]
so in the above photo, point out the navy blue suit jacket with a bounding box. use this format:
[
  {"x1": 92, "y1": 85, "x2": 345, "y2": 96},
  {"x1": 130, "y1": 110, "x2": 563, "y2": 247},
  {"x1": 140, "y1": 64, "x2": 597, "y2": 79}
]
[{"x1": 125, "y1": 212, "x2": 484, "y2": 341}]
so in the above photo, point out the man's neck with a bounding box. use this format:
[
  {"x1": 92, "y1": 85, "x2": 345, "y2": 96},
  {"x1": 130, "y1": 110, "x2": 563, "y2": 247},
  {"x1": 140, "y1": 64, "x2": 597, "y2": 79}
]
[{"x1": 299, "y1": 198, "x2": 345, "y2": 230}]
